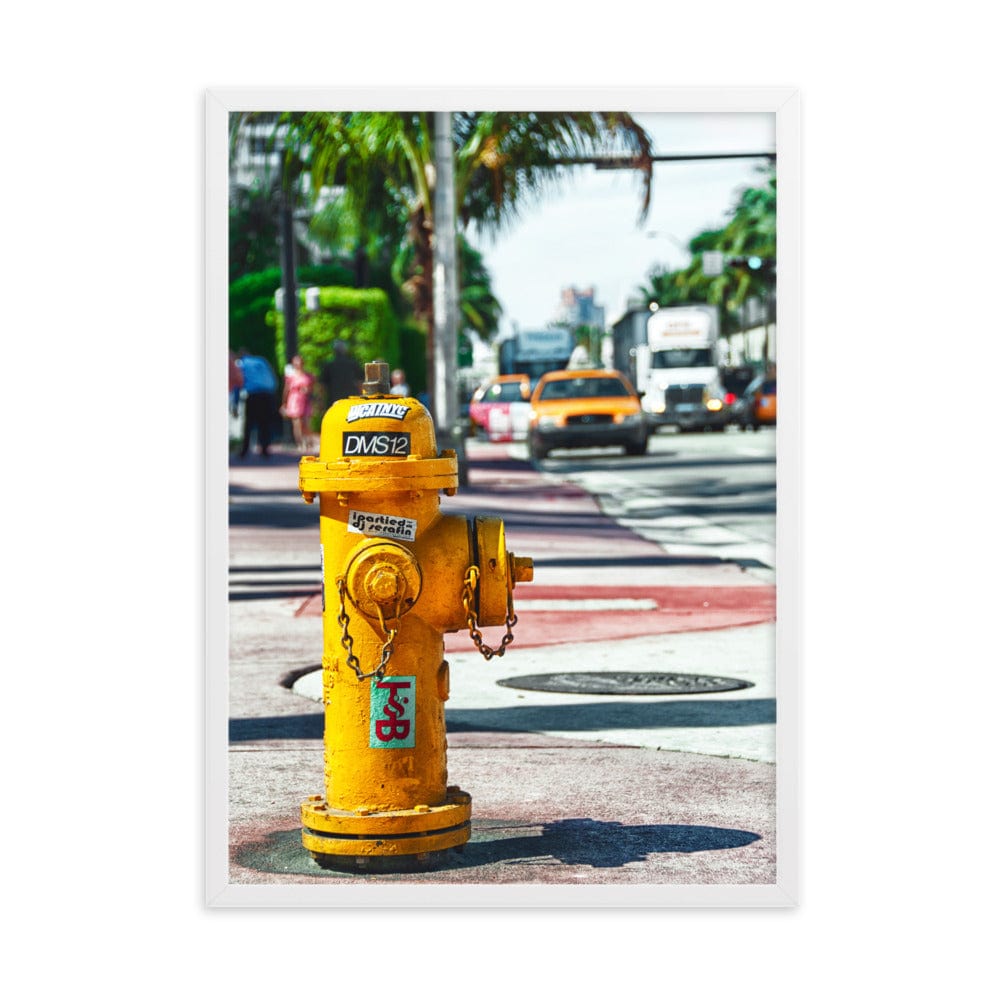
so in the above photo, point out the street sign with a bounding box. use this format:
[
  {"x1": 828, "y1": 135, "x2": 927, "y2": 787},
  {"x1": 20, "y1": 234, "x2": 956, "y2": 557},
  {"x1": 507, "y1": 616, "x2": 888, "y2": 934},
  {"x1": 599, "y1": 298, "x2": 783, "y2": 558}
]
[{"x1": 702, "y1": 251, "x2": 724, "y2": 277}]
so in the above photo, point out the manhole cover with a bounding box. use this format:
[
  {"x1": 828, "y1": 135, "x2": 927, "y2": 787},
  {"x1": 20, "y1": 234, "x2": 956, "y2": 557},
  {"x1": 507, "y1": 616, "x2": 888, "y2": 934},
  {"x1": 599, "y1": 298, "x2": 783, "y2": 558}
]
[{"x1": 496, "y1": 671, "x2": 753, "y2": 696}]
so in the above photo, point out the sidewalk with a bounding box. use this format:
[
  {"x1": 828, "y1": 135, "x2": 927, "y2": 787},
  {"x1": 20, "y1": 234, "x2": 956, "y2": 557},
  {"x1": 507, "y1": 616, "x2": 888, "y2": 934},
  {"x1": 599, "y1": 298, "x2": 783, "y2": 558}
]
[{"x1": 225, "y1": 439, "x2": 778, "y2": 890}]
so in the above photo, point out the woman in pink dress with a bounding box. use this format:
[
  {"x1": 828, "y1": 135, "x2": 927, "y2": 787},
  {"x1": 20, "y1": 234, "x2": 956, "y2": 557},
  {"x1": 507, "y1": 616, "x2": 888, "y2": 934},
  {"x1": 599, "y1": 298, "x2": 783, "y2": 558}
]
[{"x1": 281, "y1": 355, "x2": 316, "y2": 451}]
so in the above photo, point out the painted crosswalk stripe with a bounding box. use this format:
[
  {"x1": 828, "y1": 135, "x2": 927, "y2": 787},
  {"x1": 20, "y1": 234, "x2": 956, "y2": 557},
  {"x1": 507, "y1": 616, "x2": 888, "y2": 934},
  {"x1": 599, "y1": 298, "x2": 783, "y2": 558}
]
[{"x1": 515, "y1": 598, "x2": 658, "y2": 611}]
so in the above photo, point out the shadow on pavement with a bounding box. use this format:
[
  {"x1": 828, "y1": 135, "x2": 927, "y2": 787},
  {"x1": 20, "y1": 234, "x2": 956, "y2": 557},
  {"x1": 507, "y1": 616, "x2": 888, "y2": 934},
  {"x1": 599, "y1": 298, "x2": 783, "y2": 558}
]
[
  {"x1": 228, "y1": 697, "x2": 776, "y2": 743},
  {"x1": 228, "y1": 490, "x2": 319, "y2": 529},
  {"x1": 230, "y1": 713, "x2": 323, "y2": 741},
  {"x1": 541, "y1": 454, "x2": 775, "y2": 475},
  {"x1": 230, "y1": 564, "x2": 321, "y2": 574},
  {"x1": 448, "y1": 698, "x2": 776, "y2": 732},
  {"x1": 617, "y1": 498, "x2": 776, "y2": 518},
  {"x1": 470, "y1": 817, "x2": 762, "y2": 868},
  {"x1": 234, "y1": 818, "x2": 762, "y2": 878},
  {"x1": 229, "y1": 453, "x2": 301, "y2": 469},
  {"x1": 229, "y1": 563, "x2": 322, "y2": 602},
  {"x1": 230, "y1": 588, "x2": 321, "y2": 602}
]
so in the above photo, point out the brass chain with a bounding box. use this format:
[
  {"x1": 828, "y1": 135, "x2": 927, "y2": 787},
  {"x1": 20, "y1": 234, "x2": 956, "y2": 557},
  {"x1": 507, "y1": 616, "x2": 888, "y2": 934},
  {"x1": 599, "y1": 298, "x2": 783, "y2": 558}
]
[
  {"x1": 462, "y1": 564, "x2": 518, "y2": 660},
  {"x1": 336, "y1": 577, "x2": 398, "y2": 681}
]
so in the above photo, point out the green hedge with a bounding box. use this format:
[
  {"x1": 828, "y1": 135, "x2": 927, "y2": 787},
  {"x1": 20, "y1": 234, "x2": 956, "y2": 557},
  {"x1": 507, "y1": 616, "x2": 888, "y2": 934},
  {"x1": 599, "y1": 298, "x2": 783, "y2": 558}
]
[
  {"x1": 398, "y1": 320, "x2": 427, "y2": 397},
  {"x1": 272, "y1": 286, "x2": 401, "y2": 379},
  {"x1": 229, "y1": 263, "x2": 355, "y2": 370},
  {"x1": 229, "y1": 268, "x2": 283, "y2": 368},
  {"x1": 230, "y1": 265, "x2": 427, "y2": 399}
]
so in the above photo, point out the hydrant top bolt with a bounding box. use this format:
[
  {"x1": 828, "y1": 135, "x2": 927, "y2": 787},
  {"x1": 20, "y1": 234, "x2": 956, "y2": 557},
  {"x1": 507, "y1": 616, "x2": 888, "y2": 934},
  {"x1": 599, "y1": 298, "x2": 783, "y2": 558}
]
[{"x1": 362, "y1": 362, "x2": 391, "y2": 396}]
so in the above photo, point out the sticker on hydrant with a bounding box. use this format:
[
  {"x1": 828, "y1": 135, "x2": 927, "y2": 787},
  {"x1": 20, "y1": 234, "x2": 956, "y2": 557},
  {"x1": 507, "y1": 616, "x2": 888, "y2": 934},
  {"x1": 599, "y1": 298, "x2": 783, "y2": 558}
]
[
  {"x1": 347, "y1": 508, "x2": 417, "y2": 542},
  {"x1": 342, "y1": 431, "x2": 411, "y2": 456},
  {"x1": 370, "y1": 676, "x2": 416, "y2": 748},
  {"x1": 345, "y1": 401, "x2": 410, "y2": 422}
]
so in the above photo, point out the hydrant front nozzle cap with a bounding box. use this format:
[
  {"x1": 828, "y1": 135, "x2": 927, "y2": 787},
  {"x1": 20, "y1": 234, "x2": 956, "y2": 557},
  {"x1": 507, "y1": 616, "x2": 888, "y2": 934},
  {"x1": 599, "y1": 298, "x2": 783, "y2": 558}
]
[{"x1": 513, "y1": 555, "x2": 534, "y2": 583}]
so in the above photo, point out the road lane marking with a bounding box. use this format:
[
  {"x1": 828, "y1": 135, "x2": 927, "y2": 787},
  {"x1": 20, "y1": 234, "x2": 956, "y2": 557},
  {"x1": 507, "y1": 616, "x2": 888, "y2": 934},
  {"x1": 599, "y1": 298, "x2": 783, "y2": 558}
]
[{"x1": 515, "y1": 598, "x2": 658, "y2": 611}]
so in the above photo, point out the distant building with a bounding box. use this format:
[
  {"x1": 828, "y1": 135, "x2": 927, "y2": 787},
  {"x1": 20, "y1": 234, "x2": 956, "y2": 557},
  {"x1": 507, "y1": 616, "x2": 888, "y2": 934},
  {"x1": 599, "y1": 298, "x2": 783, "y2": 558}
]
[
  {"x1": 555, "y1": 286, "x2": 605, "y2": 330},
  {"x1": 229, "y1": 114, "x2": 287, "y2": 190},
  {"x1": 229, "y1": 114, "x2": 337, "y2": 268}
]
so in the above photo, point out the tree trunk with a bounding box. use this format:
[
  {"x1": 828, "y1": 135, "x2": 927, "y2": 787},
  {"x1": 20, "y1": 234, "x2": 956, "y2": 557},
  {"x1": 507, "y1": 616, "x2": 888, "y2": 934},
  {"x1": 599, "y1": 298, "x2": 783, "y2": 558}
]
[
  {"x1": 432, "y1": 110, "x2": 466, "y2": 482},
  {"x1": 354, "y1": 245, "x2": 369, "y2": 288},
  {"x1": 409, "y1": 203, "x2": 435, "y2": 408}
]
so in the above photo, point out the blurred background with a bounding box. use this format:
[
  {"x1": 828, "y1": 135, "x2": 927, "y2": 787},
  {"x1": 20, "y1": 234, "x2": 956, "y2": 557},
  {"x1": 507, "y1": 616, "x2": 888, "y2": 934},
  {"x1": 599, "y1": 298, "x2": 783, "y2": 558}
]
[{"x1": 226, "y1": 110, "x2": 777, "y2": 453}]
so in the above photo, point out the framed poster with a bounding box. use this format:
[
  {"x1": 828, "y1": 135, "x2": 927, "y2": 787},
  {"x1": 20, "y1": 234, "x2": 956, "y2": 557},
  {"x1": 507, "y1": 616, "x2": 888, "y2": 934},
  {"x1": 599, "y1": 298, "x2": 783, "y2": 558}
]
[{"x1": 205, "y1": 87, "x2": 800, "y2": 906}]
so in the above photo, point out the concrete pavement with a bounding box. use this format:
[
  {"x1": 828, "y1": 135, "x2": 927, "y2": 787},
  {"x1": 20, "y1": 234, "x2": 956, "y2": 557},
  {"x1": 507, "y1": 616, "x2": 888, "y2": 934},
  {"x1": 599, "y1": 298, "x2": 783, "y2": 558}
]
[{"x1": 223, "y1": 437, "x2": 780, "y2": 893}]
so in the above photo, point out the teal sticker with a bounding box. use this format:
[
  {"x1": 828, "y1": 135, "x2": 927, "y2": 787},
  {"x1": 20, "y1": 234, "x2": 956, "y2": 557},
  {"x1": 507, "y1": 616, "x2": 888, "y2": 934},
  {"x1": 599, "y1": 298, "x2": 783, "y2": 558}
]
[{"x1": 369, "y1": 676, "x2": 416, "y2": 749}]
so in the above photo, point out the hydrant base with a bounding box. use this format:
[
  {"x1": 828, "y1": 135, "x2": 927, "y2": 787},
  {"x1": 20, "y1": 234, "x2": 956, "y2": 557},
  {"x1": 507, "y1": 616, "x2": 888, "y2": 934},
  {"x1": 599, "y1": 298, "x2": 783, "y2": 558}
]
[{"x1": 301, "y1": 789, "x2": 471, "y2": 868}]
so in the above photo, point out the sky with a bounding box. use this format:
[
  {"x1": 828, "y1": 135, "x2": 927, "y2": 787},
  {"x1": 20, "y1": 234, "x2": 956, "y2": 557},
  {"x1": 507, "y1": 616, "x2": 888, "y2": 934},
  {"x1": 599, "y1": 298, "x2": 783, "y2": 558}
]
[{"x1": 471, "y1": 112, "x2": 776, "y2": 331}]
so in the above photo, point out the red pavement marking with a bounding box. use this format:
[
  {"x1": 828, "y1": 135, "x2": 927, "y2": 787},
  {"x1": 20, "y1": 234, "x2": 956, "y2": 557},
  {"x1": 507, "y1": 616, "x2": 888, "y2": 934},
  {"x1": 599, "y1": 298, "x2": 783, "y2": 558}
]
[
  {"x1": 291, "y1": 443, "x2": 776, "y2": 646},
  {"x1": 295, "y1": 583, "x2": 775, "y2": 647}
]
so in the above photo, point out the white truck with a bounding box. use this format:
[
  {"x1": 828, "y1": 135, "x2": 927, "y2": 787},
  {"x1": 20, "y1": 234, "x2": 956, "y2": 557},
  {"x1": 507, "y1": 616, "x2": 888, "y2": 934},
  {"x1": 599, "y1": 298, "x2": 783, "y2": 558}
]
[{"x1": 613, "y1": 304, "x2": 727, "y2": 432}]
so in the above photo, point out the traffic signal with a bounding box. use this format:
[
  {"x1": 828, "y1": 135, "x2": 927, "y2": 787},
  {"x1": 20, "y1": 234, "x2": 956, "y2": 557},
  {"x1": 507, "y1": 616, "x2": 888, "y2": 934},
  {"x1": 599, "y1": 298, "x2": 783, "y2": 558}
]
[{"x1": 729, "y1": 256, "x2": 775, "y2": 275}]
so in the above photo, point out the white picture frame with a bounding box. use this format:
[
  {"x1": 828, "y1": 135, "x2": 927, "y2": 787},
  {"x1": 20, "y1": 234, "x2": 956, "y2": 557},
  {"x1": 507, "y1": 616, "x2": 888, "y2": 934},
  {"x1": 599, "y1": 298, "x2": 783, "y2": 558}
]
[{"x1": 205, "y1": 86, "x2": 801, "y2": 908}]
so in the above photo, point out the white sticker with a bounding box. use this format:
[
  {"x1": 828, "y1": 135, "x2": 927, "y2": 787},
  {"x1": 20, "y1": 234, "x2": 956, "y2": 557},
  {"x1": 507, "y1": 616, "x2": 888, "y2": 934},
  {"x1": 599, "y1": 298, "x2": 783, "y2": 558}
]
[
  {"x1": 342, "y1": 431, "x2": 410, "y2": 456},
  {"x1": 347, "y1": 508, "x2": 417, "y2": 542},
  {"x1": 345, "y1": 402, "x2": 410, "y2": 423}
]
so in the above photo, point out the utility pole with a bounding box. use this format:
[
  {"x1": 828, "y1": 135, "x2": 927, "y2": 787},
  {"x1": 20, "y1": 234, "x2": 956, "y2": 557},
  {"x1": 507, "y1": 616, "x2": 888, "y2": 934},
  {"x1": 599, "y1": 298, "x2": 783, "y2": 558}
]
[
  {"x1": 278, "y1": 165, "x2": 299, "y2": 365},
  {"x1": 432, "y1": 111, "x2": 467, "y2": 483}
]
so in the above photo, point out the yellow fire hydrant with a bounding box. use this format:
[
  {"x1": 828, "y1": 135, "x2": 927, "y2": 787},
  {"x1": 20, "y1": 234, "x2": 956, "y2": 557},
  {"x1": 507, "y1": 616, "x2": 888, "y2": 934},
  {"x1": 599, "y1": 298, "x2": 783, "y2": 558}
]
[{"x1": 298, "y1": 362, "x2": 533, "y2": 869}]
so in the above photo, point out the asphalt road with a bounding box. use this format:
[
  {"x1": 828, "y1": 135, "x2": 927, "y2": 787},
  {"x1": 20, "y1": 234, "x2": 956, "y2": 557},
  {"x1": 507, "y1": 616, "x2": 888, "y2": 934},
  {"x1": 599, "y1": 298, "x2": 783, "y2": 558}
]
[
  {"x1": 516, "y1": 424, "x2": 777, "y2": 584},
  {"x1": 223, "y1": 428, "x2": 781, "y2": 891}
]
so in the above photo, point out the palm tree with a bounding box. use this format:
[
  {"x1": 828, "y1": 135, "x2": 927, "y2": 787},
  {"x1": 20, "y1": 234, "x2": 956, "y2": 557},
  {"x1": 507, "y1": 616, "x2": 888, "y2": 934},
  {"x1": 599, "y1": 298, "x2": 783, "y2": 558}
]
[
  {"x1": 693, "y1": 173, "x2": 776, "y2": 307},
  {"x1": 231, "y1": 110, "x2": 654, "y2": 402},
  {"x1": 457, "y1": 236, "x2": 503, "y2": 342},
  {"x1": 640, "y1": 172, "x2": 777, "y2": 338},
  {"x1": 639, "y1": 268, "x2": 694, "y2": 310},
  {"x1": 392, "y1": 233, "x2": 503, "y2": 339},
  {"x1": 254, "y1": 111, "x2": 652, "y2": 340},
  {"x1": 229, "y1": 182, "x2": 282, "y2": 281},
  {"x1": 308, "y1": 187, "x2": 410, "y2": 293},
  {"x1": 451, "y1": 112, "x2": 653, "y2": 231}
]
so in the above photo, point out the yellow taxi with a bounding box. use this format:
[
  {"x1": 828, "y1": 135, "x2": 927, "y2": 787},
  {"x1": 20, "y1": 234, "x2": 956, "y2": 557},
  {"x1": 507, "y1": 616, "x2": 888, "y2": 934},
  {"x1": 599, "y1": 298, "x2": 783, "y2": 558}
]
[
  {"x1": 736, "y1": 374, "x2": 777, "y2": 431},
  {"x1": 528, "y1": 368, "x2": 647, "y2": 460}
]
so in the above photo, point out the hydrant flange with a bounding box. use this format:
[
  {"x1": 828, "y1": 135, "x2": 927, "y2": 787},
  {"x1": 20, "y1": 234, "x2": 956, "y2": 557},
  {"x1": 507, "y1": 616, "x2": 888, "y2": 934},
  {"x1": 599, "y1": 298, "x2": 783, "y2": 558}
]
[{"x1": 302, "y1": 788, "x2": 472, "y2": 864}]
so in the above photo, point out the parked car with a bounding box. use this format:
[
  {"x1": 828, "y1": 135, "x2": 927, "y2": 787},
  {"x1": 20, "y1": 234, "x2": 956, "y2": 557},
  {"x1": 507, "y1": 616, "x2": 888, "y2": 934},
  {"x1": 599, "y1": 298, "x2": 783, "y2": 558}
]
[
  {"x1": 528, "y1": 368, "x2": 647, "y2": 460},
  {"x1": 721, "y1": 365, "x2": 756, "y2": 409},
  {"x1": 734, "y1": 375, "x2": 777, "y2": 431},
  {"x1": 468, "y1": 374, "x2": 532, "y2": 442}
]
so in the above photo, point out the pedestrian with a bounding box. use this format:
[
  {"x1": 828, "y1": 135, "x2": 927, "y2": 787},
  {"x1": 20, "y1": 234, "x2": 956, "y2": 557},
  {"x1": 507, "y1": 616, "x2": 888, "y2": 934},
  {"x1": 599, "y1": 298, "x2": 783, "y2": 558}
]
[
  {"x1": 390, "y1": 368, "x2": 410, "y2": 397},
  {"x1": 229, "y1": 349, "x2": 243, "y2": 399},
  {"x1": 229, "y1": 349, "x2": 245, "y2": 443},
  {"x1": 235, "y1": 347, "x2": 278, "y2": 458},
  {"x1": 319, "y1": 340, "x2": 363, "y2": 409},
  {"x1": 280, "y1": 354, "x2": 316, "y2": 452}
]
